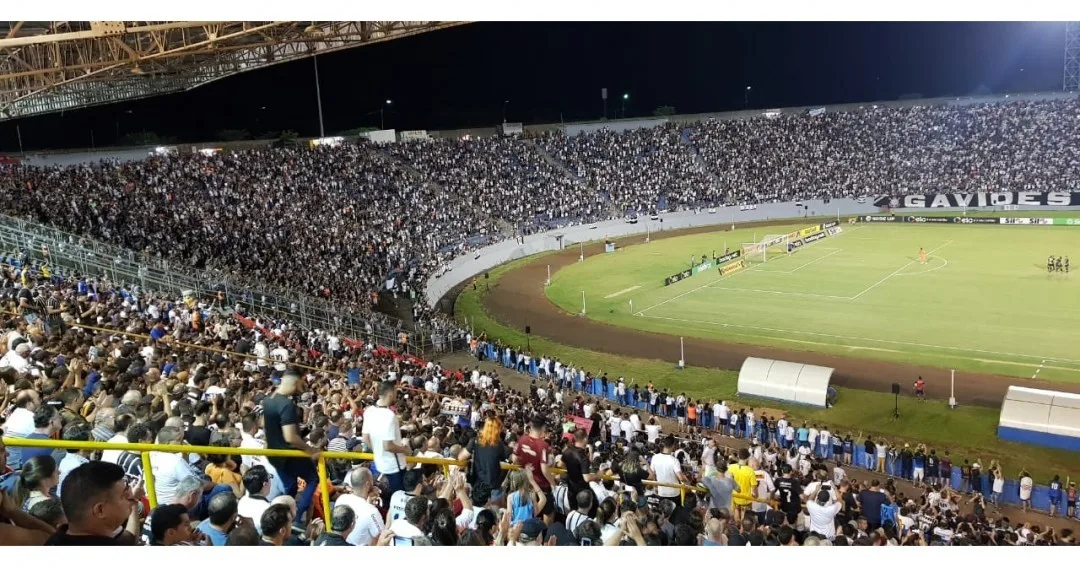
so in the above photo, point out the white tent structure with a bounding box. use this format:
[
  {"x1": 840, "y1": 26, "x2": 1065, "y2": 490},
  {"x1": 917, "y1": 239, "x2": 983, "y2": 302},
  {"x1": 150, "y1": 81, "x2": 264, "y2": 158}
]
[
  {"x1": 737, "y1": 357, "x2": 834, "y2": 408},
  {"x1": 998, "y1": 386, "x2": 1080, "y2": 452}
]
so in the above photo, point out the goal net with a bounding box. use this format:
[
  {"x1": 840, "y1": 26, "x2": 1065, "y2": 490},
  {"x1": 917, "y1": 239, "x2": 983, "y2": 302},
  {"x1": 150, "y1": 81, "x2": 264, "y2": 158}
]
[{"x1": 742, "y1": 234, "x2": 789, "y2": 264}]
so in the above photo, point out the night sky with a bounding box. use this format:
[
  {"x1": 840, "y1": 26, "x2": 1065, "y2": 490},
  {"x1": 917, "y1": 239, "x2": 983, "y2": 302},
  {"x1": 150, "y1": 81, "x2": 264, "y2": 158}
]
[{"x1": 0, "y1": 21, "x2": 1068, "y2": 152}]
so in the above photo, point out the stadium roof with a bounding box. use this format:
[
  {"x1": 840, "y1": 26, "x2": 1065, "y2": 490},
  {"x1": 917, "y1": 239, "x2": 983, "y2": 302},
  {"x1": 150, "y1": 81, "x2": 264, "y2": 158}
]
[{"x1": 0, "y1": 21, "x2": 466, "y2": 120}]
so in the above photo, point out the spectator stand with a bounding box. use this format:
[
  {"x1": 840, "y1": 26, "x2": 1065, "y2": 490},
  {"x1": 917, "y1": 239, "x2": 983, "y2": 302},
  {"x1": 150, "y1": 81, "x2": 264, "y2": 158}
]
[
  {"x1": 0, "y1": 217, "x2": 456, "y2": 358},
  {"x1": 473, "y1": 340, "x2": 1072, "y2": 515},
  {"x1": 4, "y1": 434, "x2": 720, "y2": 528}
]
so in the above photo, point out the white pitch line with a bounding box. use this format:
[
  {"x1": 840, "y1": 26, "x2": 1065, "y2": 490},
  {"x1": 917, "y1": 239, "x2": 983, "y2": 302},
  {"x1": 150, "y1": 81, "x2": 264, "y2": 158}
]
[
  {"x1": 784, "y1": 248, "x2": 843, "y2": 274},
  {"x1": 895, "y1": 255, "x2": 949, "y2": 277},
  {"x1": 1032, "y1": 359, "x2": 1048, "y2": 380},
  {"x1": 638, "y1": 313, "x2": 1080, "y2": 365},
  {"x1": 707, "y1": 286, "x2": 852, "y2": 300},
  {"x1": 604, "y1": 285, "x2": 640, "y2": 299},
  {"x1": 849, "y1": 240, "x2": 954, "y2": 300},
  {"x1": 636, "y1": 262, "x2": 760, "y2": 315}
]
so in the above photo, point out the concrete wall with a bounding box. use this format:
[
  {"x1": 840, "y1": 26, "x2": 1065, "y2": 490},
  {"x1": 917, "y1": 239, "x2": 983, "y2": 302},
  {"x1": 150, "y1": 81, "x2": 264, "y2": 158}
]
[{"x1": 424, "y1": 197, "x2": 879, "y2": 307}]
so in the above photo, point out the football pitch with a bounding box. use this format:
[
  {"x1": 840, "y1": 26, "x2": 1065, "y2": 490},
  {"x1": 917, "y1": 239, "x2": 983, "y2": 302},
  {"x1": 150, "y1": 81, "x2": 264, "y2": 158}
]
[{"x1": 545, "y1": 220, "x2": 1080, "y2": 384}]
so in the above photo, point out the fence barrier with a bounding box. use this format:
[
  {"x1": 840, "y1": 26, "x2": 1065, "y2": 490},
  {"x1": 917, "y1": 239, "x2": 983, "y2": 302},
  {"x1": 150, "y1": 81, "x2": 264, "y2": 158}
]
[
  {"x1": 475, "y1": 343, "x2": 1070, "y2": 514},
  {"x1": 1, "y1": 437, "x2": 726, "y2": 529}
]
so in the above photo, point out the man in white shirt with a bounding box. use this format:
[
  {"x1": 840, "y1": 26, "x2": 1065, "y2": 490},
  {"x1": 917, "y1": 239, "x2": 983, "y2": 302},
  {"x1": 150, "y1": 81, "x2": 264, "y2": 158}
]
[
  {"x1": 807, "y1": 490, "x2": 841, "y2": 540},
  {"x1": 150, "y1": 426, "x2": 202, "y2": 505},
  {"x1": 649, "y1": 436, "x2": 687, "y2": 503},
  {"x1": 238, "y1": 466, "x2": 273, "y2": 533},
  {"x1": 718, "y1": 402, "x2": 731, "y2": 436},
  {"x1": 620, "y1": 415, "x2": 633, "y2": 442},
  {"x1": 56, "y1": 422, "x2": 94, "y2": 498},
  {"x1": 2, "y1": 390, "x2": 39, "y2": 469},
  {"x1": 335, "y1": 467, "x2": 386, "y2": 545},
  {"x1": 270, "y1": 345, "x2": 289, "y2": 374},
  {"x1": 712, "y1": 401, "x2": 723, "y2": 433},
  {"x1": 645, "y1": 419, "x2": 662, "y2": 444},
  {"x1": 254, "y1": 339, "x2": 270, "y2": 370},
  {"x1": 808, "y1": 426, "x2": 819, "y2": 454},
  {"x1": 607, "y1": 412, "x2": 621, "y2": 442},
  {"x1": 362, "y1": 381, "x2": 409, "y2": 493},
  {"x1": 100, "y1": 412, "x2": 133, "y2": 462},
  {"x1": 0, "y1": 343, "x2": 31, "y2": 374},
  {"x1": 818, "y1": 427, "x2": 831, "y2": 459}
]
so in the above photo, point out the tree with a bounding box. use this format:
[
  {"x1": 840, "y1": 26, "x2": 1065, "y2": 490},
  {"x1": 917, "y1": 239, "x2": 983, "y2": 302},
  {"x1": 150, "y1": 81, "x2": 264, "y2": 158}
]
[
  {"x1": 216, "y1": 129, "x2": 251, "y2": 141},
  {"x1": 120, "y1": 131, "x2": 174, "y2": 146},
  {"x1": 336, "y1": 126, "x2": 378, "y2": 136},
  {"x1": 653, "y1": 105, "x2": 676, "y2": 117}
]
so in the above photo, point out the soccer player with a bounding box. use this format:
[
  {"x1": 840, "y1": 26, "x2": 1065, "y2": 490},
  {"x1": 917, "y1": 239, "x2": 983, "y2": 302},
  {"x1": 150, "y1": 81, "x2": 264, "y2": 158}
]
[
  {"x1": 1066, "y1": 256, "x2": 1071, "y2": 274},
  {"x1": 1056, "y1": 256, "x2": 1064, "y2": 273},
  {"x1": 919, "y1": 247, "x2": 927, "y2": 265},
  {"x1": 1049, "y1": 255, "x2": 1055, "y2": 274}
]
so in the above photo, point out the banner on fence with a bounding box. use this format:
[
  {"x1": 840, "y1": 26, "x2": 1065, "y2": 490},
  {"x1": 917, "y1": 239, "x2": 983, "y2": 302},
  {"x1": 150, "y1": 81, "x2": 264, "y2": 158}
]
[
  {"x1": 663, "y1": 267, "x2": 693, "y2": 286},
  {"x1": 999, "y1": 217, "x2": 1053, "y2": 225},
  {"x1": 720, "y1": 260, "x2": 746, "y2": 277},
  {"x1": 562, "y1": 415, "x2": 594, "y2": 441},
  {"x1": 715, "y1": 249, "x2": 742, "y2": 265},
  {"x1": 874, "y1": 191, "x2": 1080, "y2": 209},
  {"x1": 863, "y1": 215, "x2": 1069, "y2": 226}
]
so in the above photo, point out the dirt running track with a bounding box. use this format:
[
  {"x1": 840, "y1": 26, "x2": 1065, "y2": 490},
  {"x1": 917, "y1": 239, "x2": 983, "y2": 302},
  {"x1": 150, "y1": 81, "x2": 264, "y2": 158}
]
[{"x1": 475, "y1": 222, "x2": 1080, "y2": 408}]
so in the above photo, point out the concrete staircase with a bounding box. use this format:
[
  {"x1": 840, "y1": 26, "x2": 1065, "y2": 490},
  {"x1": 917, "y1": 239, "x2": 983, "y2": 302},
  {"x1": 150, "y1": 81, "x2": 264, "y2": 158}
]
[
  {"x1": 678, "y1": 128, "x2": 723, "y2": 191},
  {"x1": 524, "y1": 138, "x2": 583, "y2": 183}
]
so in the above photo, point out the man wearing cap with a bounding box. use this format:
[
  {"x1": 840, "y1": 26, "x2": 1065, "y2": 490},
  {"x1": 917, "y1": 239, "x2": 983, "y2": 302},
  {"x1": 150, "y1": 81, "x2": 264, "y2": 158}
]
[
  {"x1": 807, "y1": 487, "x2": 840, "y2": 541},
  {"x1": 261, "y1": 370, "x2": 321, "y2": 527},
  {"x1": 516, "y1": 517, "x2": 548, "y2": 546}
]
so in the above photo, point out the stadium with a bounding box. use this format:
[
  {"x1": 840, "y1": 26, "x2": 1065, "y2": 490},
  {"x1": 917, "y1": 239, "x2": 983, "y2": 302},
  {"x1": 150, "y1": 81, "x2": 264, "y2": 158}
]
[{"x1": 0, "y1": 19, "x2": 1079, "y2": 547}]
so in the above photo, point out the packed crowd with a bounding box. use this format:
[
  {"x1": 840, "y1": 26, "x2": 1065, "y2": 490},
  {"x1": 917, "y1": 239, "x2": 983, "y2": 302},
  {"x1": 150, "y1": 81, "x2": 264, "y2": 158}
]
[
  {"x1": 0, "y1": 143, "x2": 489, "y2": 338},
  {"x1": 688, "y1": 98, "x2": 1080, "y2": 202},
  {"x1": 0, "y1": 267, "x2": 1074, "y2": 547},
  {"x1": 385, "y1": 137, "x2": 610, "y2": 233},
  {"x1": 536, "y1": 124, "x2": 719, "y2": 216},
  {"x1": 1, "y1": 98, "x2": 1078, "y2": 348}
]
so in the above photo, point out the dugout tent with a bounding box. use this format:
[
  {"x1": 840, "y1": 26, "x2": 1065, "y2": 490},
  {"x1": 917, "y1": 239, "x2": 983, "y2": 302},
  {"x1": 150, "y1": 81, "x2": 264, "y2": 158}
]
[
  {"x1": 998, "y1": 386, "x2": 1080, "y2": 452},
  {"x1": 737, "y1": 357, "x2": 834, "y2": 408}
]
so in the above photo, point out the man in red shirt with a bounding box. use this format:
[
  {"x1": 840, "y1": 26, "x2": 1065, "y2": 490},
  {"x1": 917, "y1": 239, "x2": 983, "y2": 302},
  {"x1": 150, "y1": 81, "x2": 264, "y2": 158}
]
[
  {"x1": 514, "y1": 415, "x2": 554, "y2": 494},
  {"x1": 914, "y1": 377, "x2": 926, "y2": 400}
]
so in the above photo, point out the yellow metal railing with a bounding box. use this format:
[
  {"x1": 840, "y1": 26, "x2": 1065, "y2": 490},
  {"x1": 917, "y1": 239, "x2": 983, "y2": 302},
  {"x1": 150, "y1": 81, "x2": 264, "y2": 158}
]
[{"x1": 3, "y1": 438, "x2": 731, "y2": 526}]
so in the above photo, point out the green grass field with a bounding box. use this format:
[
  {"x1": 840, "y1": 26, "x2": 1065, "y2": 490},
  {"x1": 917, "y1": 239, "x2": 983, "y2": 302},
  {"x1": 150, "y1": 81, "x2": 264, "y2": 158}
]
[
  {"x1": 455, "y1": 255, "x2": 1080, "y2": 481},
  {"x1": 546, "y1": 220, "x2": 1080, "y2": 383}
]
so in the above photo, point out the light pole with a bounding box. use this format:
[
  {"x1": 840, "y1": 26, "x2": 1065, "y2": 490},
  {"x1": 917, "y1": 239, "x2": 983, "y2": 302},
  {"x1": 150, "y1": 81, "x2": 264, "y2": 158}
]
[
  {"x1": 255, "y1": 106, "x2": 267, "y2": 137},
  {"x1": 502, "y1": 100, "x2": 510, "y2": 124},
  {"x1": 744, "y1": 86, "x2": 752, "y2": 108},
  {"x1": 380, "y1": 99, "x2": 392, "y2": 130},
  {"x1": 313, "y1": 55, "x2": 325, "y2": 138},
  {"x1": 621, "y1": 93, "x2": 629, "y2": 118}
]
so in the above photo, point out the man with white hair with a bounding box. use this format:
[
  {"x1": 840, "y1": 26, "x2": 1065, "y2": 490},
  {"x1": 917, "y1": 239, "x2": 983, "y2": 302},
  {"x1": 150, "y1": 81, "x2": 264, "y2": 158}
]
[
  {"x1": 2, "y1": 389, "x2": 39, "y2": 468},
  {"x1": 150, "y1": 426, "x2": 203, "y2": 506},
  {"x1": 0, "y1": 342, "x2": 31, "y2": 373},
  {"x1": 333, "y1": 467, "x2": 385, "y2": 545}
]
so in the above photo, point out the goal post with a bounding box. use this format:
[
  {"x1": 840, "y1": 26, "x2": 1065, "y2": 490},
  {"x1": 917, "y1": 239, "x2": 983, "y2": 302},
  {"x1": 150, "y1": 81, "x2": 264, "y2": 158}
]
[{"x1": 742, "y1": 234, "x2": 789, "y2": 264}]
